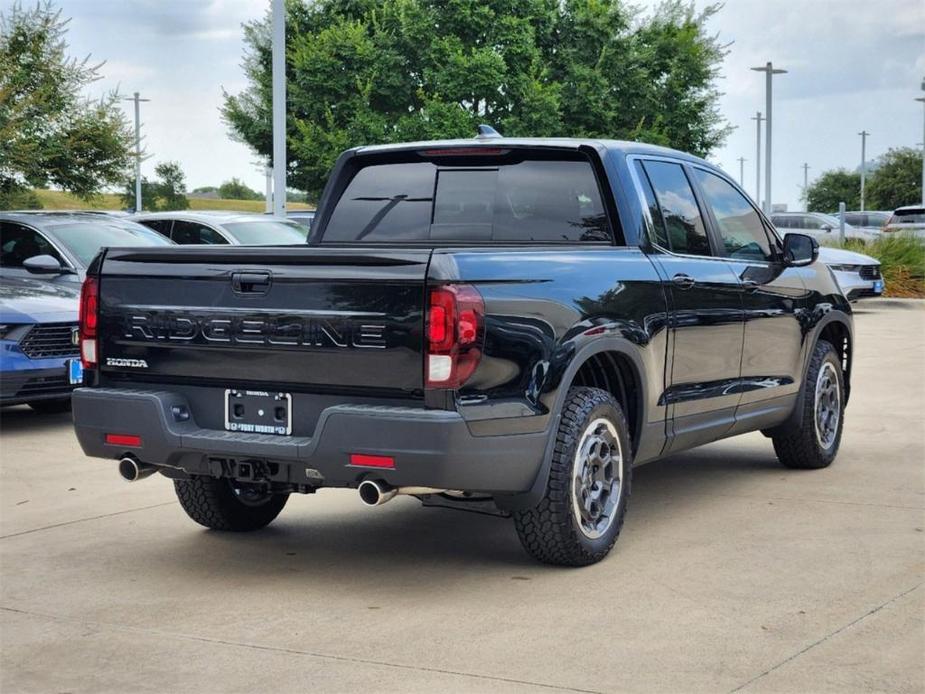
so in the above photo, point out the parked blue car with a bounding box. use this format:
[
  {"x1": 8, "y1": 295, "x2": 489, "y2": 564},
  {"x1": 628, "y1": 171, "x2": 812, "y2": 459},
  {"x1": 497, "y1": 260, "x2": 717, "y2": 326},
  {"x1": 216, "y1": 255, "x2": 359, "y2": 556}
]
[{"x1": 0, "y1": 277, "x2": 81, "y2": 412}]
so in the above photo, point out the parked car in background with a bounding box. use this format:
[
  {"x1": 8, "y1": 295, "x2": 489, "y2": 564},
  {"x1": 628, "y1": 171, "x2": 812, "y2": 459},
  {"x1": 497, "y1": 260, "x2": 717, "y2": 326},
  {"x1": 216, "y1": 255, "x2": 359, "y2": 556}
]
[
  {"x1": 843, "y1": 211, "x2": 891, "y2": 233},
  {"x1": 0, "y1": 212, "x2": 173, "y2": 285},
  {"x1": 770, "y1": 212, "x2": 878, "y2": 243},
  {"x1": 286, "y1": 210, "x2": 315, "y2": 234},
  {"x1": 883, "y1": 205, "x2": 925, "y2": 239},
  {"x1": 816, "y1": 246, "x2": 883, "y2": 301},
  {"x1": 0, "y1": 277, "x2": 81, "y2": 413},
  {"x1": 135, "y1": 212, "x2": 308, "y2": 245}
]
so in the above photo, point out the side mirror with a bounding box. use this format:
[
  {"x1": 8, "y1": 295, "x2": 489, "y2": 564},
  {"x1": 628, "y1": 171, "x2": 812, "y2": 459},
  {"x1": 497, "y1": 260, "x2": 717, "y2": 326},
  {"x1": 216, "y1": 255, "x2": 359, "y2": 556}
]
[
  {"x1": 23, "y1": 254, "x2": 68, "y2": 274},
  {"x1": 820, "y1": 224, "x2": 833, "y2": 232},
  {"x1": 782, "y1": 233, "x2": 818, "y2": 267}
]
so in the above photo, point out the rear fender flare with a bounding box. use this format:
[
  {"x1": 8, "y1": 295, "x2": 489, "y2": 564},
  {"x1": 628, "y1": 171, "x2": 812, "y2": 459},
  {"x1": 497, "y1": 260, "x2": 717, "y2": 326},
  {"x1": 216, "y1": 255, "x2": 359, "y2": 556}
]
[{"x1": 494, "y1": 337, "x2": 647, "y2": 512}]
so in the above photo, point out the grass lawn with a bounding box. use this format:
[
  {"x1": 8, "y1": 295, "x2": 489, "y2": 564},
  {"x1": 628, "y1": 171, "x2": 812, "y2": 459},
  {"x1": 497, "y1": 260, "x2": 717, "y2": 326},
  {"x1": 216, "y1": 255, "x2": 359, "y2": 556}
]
[{"x1": 32, "y1": 189, "x2": 313, "y2": 213}]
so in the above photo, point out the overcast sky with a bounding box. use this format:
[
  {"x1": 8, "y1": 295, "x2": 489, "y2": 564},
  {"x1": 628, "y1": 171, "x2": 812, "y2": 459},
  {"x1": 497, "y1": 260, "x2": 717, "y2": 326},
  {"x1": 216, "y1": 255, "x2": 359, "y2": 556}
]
[{"x1": 18, "y1": 0, "x2": 925, "y2": 209}]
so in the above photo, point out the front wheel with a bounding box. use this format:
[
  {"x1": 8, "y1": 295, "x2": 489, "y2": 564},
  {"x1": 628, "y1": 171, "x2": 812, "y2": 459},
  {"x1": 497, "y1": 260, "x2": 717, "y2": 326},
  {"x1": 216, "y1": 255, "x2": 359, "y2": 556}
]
[
  {"x1": 174, "y1": 477, "x2": 289, "y2": 531},
  {"x1": 772, "y1": 339, "x2": 845, "y2": 469},
  {"x1": 513, "y1": 387, "x2": 632, "y2": 566}
]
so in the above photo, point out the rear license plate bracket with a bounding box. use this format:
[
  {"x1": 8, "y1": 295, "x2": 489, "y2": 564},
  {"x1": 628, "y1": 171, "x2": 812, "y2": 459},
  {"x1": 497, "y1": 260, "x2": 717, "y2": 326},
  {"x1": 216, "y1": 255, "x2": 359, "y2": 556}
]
[{"x1": 224, "y1": 389, "x2": 292, "y2": 435}]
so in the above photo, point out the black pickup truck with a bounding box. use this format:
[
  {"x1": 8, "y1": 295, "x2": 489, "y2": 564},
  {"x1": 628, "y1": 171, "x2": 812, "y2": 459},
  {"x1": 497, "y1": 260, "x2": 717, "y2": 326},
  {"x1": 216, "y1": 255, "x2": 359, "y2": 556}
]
[{"x1": 72, "y1": 136, "x2": 853, "y2": 566}]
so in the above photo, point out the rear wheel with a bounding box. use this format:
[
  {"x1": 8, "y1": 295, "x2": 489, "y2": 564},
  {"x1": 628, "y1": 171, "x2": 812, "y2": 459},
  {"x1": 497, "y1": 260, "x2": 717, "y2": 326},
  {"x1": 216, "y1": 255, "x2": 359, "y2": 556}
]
[
  {"x1": 772, "y1": 339, "x2": 845, "y2": 469},
  {"x1": 513, "y1": 387, "x2": 632, "y2": 566},
  {"x1": 173, "y1": 477, "x2": 288, "y2": 531}
]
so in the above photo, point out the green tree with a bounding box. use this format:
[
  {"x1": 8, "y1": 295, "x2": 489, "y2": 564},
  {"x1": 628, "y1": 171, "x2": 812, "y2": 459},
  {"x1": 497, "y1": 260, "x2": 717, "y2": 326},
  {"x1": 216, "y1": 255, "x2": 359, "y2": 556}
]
[
  {"x1": 866, "y1": 147, "x2": 923, "y2": 211},
  {"x1": 223, "y1": 0, "x2": 730, "y2": 197},
  {"x1": 218, "y1": 177, "x2": 261, "y2": 200},
  {"x1": 0, "y1": 1, "x2": 133, "y2": 209},
  {"x1": 122, "y1": 161, "x2": 189, "y2": 211},
  {"x1": 803, "y1": 169, "x2": 861, "y2": 212}
]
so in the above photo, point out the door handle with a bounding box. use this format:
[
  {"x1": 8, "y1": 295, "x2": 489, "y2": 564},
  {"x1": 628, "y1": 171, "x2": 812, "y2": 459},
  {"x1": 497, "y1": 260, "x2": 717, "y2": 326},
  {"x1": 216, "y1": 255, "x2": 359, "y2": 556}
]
[
  {"x1": 231, "y1": 271, "x2": 272, "y2": 295},
  {"x1": 671, "y1": 273, "x2": 696, "y2": 290},
  {"x1": 742, "y1": 279, "x2": 760, "y2": 292}
]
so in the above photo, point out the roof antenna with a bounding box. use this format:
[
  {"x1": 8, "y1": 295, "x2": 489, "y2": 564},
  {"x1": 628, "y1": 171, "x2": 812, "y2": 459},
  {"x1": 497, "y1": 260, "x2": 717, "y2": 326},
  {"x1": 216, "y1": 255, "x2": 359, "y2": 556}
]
[{"x1": 476, "y1": 124, "x2": 502, "y2": 139}]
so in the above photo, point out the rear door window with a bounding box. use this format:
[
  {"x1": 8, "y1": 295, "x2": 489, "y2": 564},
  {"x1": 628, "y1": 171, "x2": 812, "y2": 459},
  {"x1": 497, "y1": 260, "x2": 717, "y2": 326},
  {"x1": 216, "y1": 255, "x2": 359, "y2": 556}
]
[
  {"x1": 322, "y1": 154, "x2": 612, "y2": 244},
  {"x1": 139, "y1": 219, "x2": 173, "y2": 238},
  {"x1": 633, "y1": 160, "x2": 669, "y2": 248},
  {"x1": 641, "y1": 160, "x2": 711, "y2": 256}
]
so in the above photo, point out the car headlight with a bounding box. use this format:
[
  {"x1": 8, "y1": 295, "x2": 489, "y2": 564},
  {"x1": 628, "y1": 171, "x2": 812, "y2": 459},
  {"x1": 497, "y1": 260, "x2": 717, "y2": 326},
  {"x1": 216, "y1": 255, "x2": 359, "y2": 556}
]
[
  {"x1": 0, "y1": 324, "x2": 18, "y2": 340},
  {"x1": 828, "y1": 264, "x2": 859, "y2": 272}
]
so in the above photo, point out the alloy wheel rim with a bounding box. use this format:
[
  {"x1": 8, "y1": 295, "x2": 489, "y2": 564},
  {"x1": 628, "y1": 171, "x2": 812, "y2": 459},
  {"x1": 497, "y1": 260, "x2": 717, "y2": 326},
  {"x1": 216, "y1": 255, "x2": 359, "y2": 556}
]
[
  {"x1": 814, "y1": 361, "x2": 841, "y2": 450},
  {"x1": 571, "y1": 417, "x2": 623, "y2": 539}
]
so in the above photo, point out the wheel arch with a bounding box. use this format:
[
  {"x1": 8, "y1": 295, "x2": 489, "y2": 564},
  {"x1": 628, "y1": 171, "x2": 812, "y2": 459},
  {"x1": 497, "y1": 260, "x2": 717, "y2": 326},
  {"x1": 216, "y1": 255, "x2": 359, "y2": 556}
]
[{"x1": 495, "y1": 337, "x2": 648, "y2": 512}]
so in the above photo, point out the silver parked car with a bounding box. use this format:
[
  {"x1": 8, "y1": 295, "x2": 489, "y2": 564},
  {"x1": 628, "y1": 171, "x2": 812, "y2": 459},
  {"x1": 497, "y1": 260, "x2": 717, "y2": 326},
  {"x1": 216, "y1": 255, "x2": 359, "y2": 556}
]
[
  {"x1": 770, "y1": 212, "x2": 878, "y2": 243},
  {"x1": 134, "y1": 212, "x2": 309, "y2": 245},
  {"x1": 816, "y1": 245, "x2": 884, "y2": 301},
  {"x1": 842, "y1": 211, "x2": 891, "y2": 234},
  {"x1": 883, "y1": 206, "x2": 925, "y2": 239}
]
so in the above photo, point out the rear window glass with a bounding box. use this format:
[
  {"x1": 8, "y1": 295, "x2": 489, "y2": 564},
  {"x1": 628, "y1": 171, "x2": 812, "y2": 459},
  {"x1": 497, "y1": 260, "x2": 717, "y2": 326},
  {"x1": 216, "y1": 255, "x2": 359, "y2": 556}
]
[
  {"x1": 892, "y1": 209, "x2": 925, "y2": 224},
  {"x1": 322, "y1": 155, "x2": 611, "y2": 243}
]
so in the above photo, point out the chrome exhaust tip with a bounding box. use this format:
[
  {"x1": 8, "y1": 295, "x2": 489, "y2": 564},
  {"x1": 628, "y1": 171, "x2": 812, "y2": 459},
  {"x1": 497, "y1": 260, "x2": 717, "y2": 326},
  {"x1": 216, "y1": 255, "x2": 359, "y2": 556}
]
[
  {"x1": 358, "y1": 479, "x2": 398, "y2": 507},
  {"x1": 118, "y1": 457, "x2": 158, "y2": 482}
]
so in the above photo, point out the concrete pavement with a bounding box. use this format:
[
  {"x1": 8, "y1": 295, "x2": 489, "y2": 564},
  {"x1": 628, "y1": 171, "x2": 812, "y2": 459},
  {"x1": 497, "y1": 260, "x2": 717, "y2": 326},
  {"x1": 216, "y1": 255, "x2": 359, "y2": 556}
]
[{"x1": 1, "y1": 301, "x2": 923, "y2": 693}]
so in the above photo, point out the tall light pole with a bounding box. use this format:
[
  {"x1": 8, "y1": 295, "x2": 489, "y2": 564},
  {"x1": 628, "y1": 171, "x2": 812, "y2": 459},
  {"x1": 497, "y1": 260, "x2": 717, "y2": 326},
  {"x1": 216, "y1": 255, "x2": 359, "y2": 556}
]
[
  {"x1": 916, "y1": 89, "x2": 925, "y2": 205},
  {"x1": 802, "y1": 163, "x2": 810, "y2": 210},
  {"x1": 122, "y1": 92, "x2": 150, "y2": 212},
  {"x1": 751, "y1": 62, "x2": 787, "y2": 213},
  {"x1": 751, "y1": 112, "x2": 765, "y2": 204},
  {"x1": 737, "y1": 157, "x2": 746, "y2": 187},
  {"x1": 858, "y1": 130, "x2": 870, "y2": 211},
  {"x1": 271, "y1": 0, "x2": 286, "y2": 218}
]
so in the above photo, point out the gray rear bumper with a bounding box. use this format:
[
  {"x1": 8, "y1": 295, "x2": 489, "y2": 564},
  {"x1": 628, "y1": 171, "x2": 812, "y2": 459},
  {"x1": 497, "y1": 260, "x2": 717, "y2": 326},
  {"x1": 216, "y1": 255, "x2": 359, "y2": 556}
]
[{"x1": 72, "y1": 388, "x2": 548, "y2": 493}]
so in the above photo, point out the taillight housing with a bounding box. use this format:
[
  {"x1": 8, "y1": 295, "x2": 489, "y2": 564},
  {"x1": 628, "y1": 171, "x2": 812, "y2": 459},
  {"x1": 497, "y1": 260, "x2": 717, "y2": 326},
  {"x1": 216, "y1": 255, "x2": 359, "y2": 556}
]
[
  {"x1": 426, "y1": 284, "x2": 484, "y2": 389},
  {"x1": 79, "y1": 276, "x2": 99, "y2": 368}
]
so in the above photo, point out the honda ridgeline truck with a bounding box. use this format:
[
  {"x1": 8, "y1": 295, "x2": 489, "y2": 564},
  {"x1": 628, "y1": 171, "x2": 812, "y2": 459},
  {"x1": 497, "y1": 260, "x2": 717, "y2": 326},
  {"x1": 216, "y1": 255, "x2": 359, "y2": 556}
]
[{"x1": 72, "y1": 135, "x2": 853, "y2": 566}]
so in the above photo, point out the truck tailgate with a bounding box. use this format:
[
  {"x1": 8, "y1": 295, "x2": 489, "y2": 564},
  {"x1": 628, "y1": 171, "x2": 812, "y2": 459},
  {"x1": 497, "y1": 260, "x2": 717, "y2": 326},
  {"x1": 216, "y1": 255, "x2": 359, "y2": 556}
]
[{"x1": 96, "y1": 246, "x2": 430, "y2": 392}]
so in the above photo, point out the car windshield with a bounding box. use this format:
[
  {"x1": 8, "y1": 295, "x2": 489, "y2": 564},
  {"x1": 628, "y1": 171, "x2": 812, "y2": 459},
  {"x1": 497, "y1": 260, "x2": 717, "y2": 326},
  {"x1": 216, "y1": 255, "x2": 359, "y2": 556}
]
[
  {"x1": 891, "y1": 209, "x2": 925, "y2": 224},
  {"x1": 49, "y1": 222, "x2": 162, "y2": 266},
  {"x1": 222, "y1": 220, "x2": 308, "y2": 244}
]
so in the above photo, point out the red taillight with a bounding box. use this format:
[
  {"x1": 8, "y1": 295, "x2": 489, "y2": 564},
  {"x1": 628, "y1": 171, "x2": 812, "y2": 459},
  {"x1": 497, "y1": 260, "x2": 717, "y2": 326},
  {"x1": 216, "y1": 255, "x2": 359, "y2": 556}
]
[
  {"x1": 421, "y1": 147, "x2": 508, "y2": 157},
  {"x1": 79, "y1": 276, "x2": 99, "y2": 367},
  {"x1": 105, "y1": 433, "x2": 141, "y2": 448},
  {"x1": 425, "y1": 284, "x2": 484, "y2": 389}
]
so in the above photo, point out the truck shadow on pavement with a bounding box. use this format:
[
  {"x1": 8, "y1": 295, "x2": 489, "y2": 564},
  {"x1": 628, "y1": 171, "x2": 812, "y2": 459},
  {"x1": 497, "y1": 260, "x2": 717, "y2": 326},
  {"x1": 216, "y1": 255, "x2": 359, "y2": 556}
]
[
  {"x1": 0, "y1": 405, "x2": 73, "y2": 434},
  {"x1": 136, "y1": 443, "x2": 787, "y2": 588}
]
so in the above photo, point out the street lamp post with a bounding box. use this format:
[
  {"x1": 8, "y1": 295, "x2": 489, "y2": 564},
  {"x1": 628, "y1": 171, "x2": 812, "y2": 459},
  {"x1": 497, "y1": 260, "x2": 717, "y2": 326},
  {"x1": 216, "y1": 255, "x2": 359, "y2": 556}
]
[
  {"x1": 858, "y1": 131, "x2": 870, "y2": 212},
  {"x1": 737, "y1": 157, "x2": 746, "y2": 187},
  {"x1": 122, "y1": 91, "x2": 150, "y2": 213},
  {"x1": 271, "y1": 0, "x2": 286, "y2": 218},
  {"x1": 751, "y1": 62, "x2": 787, "y2": 213},
  {"x1": 751, "y1": 112, "x2": 765, "y2": 205},
  {"x1": 802, "y1": 163, "x2": 810, "y2": 210},
  {"x1": 916, "y1": 92, "x2": 925, "y2": 206}
]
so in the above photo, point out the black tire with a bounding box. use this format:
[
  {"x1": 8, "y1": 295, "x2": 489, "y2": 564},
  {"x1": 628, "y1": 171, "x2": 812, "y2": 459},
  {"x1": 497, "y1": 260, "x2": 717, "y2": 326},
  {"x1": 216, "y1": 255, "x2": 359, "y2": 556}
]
[
  {"x1": 27, "y1": 398, "x2": 71, "y2": 414},
  {"x1": 513, "y1": 387, "x2": 632, "y2": 566},
  {"x1": 173, "y1": 477, "x2": 288, "y2": 531},
  {"x1": 772, "y1": 339, "x2": 844, "y2": 469}
]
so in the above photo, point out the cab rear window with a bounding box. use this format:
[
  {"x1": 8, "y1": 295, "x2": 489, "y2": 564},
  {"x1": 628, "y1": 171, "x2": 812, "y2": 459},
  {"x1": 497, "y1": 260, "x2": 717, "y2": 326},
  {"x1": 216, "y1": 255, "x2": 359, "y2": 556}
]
[{"x1": 321, "y1": 153, "x2": 612, "y2": 244}]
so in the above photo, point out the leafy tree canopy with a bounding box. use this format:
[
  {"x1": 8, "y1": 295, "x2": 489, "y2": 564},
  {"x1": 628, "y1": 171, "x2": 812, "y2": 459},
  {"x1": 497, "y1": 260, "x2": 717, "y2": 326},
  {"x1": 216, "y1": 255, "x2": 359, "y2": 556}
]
[
  {"x1": 0, "y1": 1, "x2": 133, "y2": 209},
  {"x1": 223, "y1": 0, "x2": 731, "y2": 197},
  {"x1": 865, "y1": 147, "x2": 923, "y2": 211},
  {"x1": 803, "y1": 169, "x2": 860, "y2": 212},
  {"x1": 122, "y1": 161, "x2": 189, "y2": 212},
  {"x1": 804, "y1": 148, "x2": 924, "y2": 213},
  {"x1": 219, "y1": 177, "x2": 262, "y2": 200}
]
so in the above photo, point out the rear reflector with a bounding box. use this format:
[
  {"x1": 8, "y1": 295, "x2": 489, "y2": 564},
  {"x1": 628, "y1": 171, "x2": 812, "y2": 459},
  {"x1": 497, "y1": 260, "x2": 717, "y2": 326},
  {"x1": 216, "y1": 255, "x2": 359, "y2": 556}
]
[
  {"x1": 105, "y1": 433, "x2": 142, "y2": 448},
  {"x1": 349, "y1": 454, "x2": 395, "y2": 469}
]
